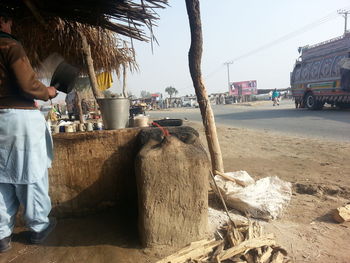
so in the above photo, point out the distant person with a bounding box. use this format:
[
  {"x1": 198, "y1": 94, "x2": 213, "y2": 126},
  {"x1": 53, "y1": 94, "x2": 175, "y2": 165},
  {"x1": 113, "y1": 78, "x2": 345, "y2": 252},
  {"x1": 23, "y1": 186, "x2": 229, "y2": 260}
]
[
  {"x1": 65, "y1": 90, "x2": 78, "y2": 120},
  {"x1": 54, "y1": 104, "x2": 61, "y2": 119},
  {"x1": 268, "y1": 91, "x2": 273, "y2": 100},
  {"x1": 272, "y1": 89, "x2": 280, "y2": 106},
  {"x1": 81, "y1": 99, "x2": 90, "y2": 120},
  {"x1": 54, "y1": 104, "x2": 61, "y2": 115}
]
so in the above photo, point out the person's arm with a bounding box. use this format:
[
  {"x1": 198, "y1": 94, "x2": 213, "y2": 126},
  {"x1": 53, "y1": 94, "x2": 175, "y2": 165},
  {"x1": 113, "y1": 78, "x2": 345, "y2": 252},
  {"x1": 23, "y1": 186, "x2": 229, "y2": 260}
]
[{"x1": 7, "y1": 41, "x2": 55, "y2": 101}]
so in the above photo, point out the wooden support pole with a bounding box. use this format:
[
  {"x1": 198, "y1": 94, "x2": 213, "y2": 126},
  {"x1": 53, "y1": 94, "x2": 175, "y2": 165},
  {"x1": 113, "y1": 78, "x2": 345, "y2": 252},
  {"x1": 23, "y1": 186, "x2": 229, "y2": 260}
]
[
  {"x1": 22, "y1": 0, "x2": 47, "y2": 29},
  {"x1": 76, "y1": 91, "x2": 84, "y2": 123},
  {"x1": 185, "y1": 0, "x2": 224, "y2": 173},
  {"x1": 80, "y1": 33, "x2": 103, "y2": 101},
  {"x1": 122, "y1": 64, "x2": 128, "y2": 98}
]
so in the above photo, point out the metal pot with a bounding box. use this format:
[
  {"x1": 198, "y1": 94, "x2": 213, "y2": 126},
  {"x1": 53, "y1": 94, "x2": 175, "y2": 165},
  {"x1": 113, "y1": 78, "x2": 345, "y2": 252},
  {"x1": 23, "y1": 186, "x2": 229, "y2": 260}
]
[{"x1": 97, "y1": 98, "x2": 130, "y2": 130}]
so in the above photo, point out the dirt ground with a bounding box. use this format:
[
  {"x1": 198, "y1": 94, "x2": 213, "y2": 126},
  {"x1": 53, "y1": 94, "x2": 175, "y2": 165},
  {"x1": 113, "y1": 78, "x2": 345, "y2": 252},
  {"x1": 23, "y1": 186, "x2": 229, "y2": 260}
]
[
  {"x1": 2, "y1": 118, "x2": 350, "y2": 263},
  {"x1": 190, "y1": 120, "x2": 350, "y2": 263}
]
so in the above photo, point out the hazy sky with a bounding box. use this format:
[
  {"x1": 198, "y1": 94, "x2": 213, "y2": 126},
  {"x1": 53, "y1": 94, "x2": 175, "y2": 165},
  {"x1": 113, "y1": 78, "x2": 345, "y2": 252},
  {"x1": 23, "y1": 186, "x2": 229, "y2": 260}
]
[{"x1": 109, "y1": 0, "x2": 350, "y2": 98}]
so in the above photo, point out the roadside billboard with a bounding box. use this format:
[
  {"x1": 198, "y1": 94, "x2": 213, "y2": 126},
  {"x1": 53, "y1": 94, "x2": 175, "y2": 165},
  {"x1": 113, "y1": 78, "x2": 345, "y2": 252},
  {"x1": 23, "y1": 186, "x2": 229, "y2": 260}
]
[{"x1": 229, "y1": 80, "x2": 257, "y2": 96}]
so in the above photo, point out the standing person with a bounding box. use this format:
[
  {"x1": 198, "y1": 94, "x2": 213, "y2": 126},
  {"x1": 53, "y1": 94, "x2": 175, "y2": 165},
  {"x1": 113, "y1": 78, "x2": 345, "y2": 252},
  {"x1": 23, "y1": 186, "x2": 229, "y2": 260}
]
[
  {"x1": 0, "y1": 10, "x2": 57, "y2": 253},
  {"x1": 65, "y1": 90, "x2": 77, "y2": 120},
  {"x1": 272, "y1": 88, "x2": 280, "y2": 106},
  {"x1": 81, "y1": 98, "x2": 90, "y2": 120},
  {"x1": 55, "y1": 104, "x2": 61, "y2": 117}
]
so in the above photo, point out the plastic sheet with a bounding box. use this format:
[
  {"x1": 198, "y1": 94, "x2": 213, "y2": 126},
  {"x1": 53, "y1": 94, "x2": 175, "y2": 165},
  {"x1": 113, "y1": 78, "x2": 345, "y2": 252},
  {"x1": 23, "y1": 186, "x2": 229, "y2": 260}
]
[{"x1": 215, "y1": 171, "x2": 292, "y2": 220}]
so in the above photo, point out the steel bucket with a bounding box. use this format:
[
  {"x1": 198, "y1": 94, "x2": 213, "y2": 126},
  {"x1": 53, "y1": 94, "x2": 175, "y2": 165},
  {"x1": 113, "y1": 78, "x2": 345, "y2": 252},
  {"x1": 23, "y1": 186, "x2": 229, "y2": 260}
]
[{"x1": 97, "y1": 98, "x2": 130, "y2": 130}]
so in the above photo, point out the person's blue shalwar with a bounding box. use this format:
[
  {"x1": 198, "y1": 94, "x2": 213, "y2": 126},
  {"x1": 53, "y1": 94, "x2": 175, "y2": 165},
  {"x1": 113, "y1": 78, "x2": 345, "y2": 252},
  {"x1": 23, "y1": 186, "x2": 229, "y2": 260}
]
[{"x1": 0, "y1": 109, "x2": 53, "y2": 239}]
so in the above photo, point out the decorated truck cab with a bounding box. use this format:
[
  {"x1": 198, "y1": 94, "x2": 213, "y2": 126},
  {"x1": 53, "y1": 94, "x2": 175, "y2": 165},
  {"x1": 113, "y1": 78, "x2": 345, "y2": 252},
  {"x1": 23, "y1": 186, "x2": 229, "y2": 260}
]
[{"x1": 291, "y1": 32, "x2": 350, "y2": 109}]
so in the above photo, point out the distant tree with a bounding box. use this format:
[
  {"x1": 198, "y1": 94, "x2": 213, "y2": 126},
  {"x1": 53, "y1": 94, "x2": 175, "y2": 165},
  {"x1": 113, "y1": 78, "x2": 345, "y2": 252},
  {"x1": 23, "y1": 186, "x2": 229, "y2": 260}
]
[
  {"x1": 140, "y1": 90, "x2": 151, "y2": 98},
  {"x1": 165, "y1": 86, "x2": 178, "y2": 101}
]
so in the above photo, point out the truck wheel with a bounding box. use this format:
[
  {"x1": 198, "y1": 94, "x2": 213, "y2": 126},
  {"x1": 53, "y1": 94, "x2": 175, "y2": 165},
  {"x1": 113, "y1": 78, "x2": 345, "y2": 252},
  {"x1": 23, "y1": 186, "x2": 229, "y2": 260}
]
[{"x1": 305, "y1": 92, "x2": 323, "y2": 110}]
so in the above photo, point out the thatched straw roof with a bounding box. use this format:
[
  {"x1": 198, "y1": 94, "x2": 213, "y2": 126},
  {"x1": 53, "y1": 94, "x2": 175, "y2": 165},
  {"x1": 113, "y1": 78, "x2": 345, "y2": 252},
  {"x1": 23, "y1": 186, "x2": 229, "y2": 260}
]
[
  {"x1": 2, "y1": 0, "x2": 168, "y2": 40},
  {"x1": 13, "y1": 18, "x2": 136, "y2": 74},
  {"x1": 1, "y1": 0, "x2": 168, "y2": 73}
]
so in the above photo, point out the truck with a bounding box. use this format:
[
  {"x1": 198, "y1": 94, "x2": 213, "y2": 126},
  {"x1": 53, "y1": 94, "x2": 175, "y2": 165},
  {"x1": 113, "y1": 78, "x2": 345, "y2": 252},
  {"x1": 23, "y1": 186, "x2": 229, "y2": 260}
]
[
  {"x1": 181, "y1": 96, "x2": 198, "y2": 107},
  {"x1": 290, "y1": 32, "x2": 350, "y2": 109}
]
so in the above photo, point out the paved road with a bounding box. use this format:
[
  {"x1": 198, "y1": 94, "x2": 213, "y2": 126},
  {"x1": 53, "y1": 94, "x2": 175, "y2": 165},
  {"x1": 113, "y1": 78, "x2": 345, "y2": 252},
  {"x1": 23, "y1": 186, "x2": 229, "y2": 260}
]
[{"x1": 148, "y1": 100, "x2": 350, "y2": 142}]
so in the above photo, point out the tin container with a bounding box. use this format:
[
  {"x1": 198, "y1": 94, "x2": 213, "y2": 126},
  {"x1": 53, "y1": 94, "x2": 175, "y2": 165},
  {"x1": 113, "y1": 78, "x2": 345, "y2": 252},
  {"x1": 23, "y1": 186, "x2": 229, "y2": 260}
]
[
  {"x1": 95, "y1": 122, "x2": 103, "y2": 130},
  {"x1": 86, "y1": 122, "x2": 94, "y2": 132},
  {"x1": 65, "y1": 125, "x2": 74, "y2": 133},
  {"x1": 52, "y1": 125, "x2": 60, "y2": 134},
  {"x1": 97, "y1": 98, "x2": 129, "y2": 130}
]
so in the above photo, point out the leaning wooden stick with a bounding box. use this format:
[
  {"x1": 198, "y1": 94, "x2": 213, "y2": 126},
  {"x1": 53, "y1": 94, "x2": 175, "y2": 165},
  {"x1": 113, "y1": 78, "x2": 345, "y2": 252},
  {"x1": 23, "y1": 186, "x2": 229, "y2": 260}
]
[
  {"x1": 209, "y1": 170, "x2": 236, "y2": 227},
  {"x1": 185, "y1": 0, "x2": 224, "y2": 173},
  {"x1": 214, "y1": 170, "x2": 247, "y2": 187}
]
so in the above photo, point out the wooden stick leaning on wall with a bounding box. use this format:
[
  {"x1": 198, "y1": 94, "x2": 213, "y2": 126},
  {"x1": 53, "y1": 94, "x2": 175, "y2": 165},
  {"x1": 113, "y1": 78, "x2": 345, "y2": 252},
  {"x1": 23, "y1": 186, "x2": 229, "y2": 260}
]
[
  {"x1": 75, "y1": 91, "x2": 84, "y2": 123},
  {"x1": 122, "y1": 64, "x2": 128, "y2": 98},
  {"x1": 80, "y1": 33, "x2": 103, "y2": 102},
  {"x1": 185, "y1": 0, "x2": 224, "y2": 173}
]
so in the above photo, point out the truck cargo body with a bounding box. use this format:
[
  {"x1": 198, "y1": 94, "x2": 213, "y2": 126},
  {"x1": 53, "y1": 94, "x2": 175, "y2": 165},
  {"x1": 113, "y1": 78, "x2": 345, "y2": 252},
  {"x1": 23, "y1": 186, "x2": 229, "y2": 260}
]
[{"x1": 291, "y1": 33, "x2": 350, "y2": 109}]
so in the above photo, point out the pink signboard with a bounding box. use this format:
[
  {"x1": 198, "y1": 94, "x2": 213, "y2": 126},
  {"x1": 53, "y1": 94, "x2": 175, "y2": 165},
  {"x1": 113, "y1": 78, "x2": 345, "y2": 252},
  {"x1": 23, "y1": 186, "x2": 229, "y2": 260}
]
[{"x1": 229, "y1": 80, "x2": 257, "y2": 96}]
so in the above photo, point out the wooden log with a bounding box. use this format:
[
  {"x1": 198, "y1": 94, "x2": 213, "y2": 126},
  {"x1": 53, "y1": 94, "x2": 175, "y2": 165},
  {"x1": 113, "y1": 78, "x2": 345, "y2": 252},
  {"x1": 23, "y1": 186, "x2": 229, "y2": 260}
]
[
  {"x1": 259, "y1": 246, "x2": 273, "y2": 263},
  {"x1": 76, "y1": 91, "x2": 84, "y2": 123},
  {"x1": 209, "y1": 170, "x2": 236, "y2": 226},
  {"x1": 243, "y1": 252, "x2": 255, "y2": 263},
  {"x1": 156, "y1": 239, "x2": 223, "y2": 263},
  {"x1": 215, "y1": 170, "x2": 241, "y2": 186},
  {"x1": 227, "y1": 229, "x2": 238, "y2": 247},
  {"x1": 227, "y1": 223, "x2": 244, "y2": 246},
  {"x1": 210, "y1": 242, "x2": 224, "y2": 263},
  {"x1": 80, "y1": 33, "x2": 103, "y2": 101},
  {"x1": 333, "y1": 204, "x2": 350, "y2": 223},
  {"x1": 270, "y1": 251, "x2": 284, "y2": 263},
  {"x1": 246, "y1": 221, "x2": 262, "y2": 240},
  {"x1": 232, "y1": 260, "x2": 247, "y2": 263},
  {"x1": 157, "y1": 239, "x2": 210, "y2": 262},
  {"x1": 217, "y1": 234, "x2": 276, "y2": 261},
  {"x1": 271, "y1": 246, "x2": 288, "y2": 256},
  {"x1": 122, "y1": 64, "x2": 128, "y2": 98},
  {"x1": 185, "y1": 0, "x2": 224, "y2": 173}
]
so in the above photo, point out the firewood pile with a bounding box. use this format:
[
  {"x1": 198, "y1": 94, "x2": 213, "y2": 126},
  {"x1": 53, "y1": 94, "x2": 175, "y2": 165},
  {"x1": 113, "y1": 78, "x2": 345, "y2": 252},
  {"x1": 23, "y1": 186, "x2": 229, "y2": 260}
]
[{"x1": 156, "y1": 221, "x2": 291, "y2": 263}]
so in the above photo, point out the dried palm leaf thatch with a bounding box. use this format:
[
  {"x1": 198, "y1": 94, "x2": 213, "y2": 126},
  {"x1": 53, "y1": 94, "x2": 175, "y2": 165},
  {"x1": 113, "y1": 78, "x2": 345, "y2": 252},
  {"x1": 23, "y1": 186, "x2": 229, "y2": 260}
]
[
  {"x1": 1, "y1": 0, "x2": 168, "y2": 41},
  {"x1": 13, "y1": 17, "x2": 137, "y2": 74}
]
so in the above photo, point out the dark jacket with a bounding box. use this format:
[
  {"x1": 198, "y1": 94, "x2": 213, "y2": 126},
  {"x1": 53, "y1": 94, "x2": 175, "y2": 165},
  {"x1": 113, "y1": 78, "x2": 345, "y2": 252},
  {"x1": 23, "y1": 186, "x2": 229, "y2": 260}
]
[{"x1": 0, "y1": 31, "x2": 49, "y2": 108}]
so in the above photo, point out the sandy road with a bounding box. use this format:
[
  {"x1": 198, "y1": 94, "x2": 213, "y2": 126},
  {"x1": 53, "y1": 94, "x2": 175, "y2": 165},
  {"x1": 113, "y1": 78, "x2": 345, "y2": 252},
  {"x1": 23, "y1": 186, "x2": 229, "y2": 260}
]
[{"x1": 149, "y1": 99, "x2": 350, "y2": 142}]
